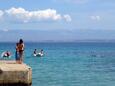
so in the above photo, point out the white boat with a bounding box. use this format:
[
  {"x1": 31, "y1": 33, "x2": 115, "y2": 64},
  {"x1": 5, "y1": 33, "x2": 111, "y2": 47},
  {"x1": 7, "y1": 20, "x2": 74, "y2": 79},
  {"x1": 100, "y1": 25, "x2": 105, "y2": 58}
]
[
  {"x1": 33, "y1": 52, "x2": 44, "y2": 57},
  {"x1": 1, "y1": 52, "x2": 11, "y2": 59}
]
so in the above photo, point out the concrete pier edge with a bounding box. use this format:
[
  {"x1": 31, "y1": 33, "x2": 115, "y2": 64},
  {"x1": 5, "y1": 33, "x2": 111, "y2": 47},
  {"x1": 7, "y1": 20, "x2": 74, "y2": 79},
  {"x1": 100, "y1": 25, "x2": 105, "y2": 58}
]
[{"x1": 0, "y1": 60, "x2": 32, "y2": 86}]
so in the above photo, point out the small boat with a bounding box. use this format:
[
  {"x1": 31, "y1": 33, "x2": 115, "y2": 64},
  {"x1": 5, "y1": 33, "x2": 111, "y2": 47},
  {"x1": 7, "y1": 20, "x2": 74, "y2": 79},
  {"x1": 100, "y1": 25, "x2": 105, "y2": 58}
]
[
  {"x1": 33, "y1": 49, "x2": 44, "y2": 57},
  {"x1": 1, "y1": 51, "x2": 11, "y2": 59},
  {"x1": 33, "y1": 52, "x2": 44, "y2": 57}
]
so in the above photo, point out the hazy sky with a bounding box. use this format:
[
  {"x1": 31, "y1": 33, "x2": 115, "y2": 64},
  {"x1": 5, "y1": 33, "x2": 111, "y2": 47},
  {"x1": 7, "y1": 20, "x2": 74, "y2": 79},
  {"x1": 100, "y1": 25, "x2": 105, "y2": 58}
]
[{"x1": 0, "y1": 0, "x2": 115, "y2": 42}]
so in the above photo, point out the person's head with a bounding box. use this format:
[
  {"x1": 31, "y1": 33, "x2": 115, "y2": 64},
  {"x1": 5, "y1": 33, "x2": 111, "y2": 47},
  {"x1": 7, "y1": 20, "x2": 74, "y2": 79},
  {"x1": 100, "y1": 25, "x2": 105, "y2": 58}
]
[
  {"x1": 19, "y1": 39, "x2": 23, "y2": 44},
  {"x1": 35, "y1": 49, "x2": 36, "y2": 51},
  {"x1": 6, "y1": 51, "x2": 10, "y2": 54}
]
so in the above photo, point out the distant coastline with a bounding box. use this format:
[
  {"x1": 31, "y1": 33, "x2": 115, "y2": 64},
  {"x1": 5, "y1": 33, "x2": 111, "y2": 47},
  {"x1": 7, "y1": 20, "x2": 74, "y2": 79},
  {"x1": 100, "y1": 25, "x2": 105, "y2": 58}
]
[{"x1": 1, "y1": 39, "x2": 115, "y2": 43}]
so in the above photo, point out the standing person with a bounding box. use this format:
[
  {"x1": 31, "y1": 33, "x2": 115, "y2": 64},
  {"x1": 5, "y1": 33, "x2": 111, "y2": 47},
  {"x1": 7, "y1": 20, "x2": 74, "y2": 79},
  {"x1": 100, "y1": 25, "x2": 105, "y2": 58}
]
[
  {"x1": 15, "y1": 43, "x2": 19, "y2": 63},
  {"x1": 18, "y1": 39, "x2": 24, "y2": 63}
]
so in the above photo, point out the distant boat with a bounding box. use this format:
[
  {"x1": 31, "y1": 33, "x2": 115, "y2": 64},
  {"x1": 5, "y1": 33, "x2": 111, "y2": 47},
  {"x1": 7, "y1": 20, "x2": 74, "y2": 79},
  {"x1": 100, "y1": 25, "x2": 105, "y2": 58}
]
[
  {"x1": 33, "y1": 52, "x2": 44, "y2": 57},
  {"x1": 1, "y1": 51, "x2": 11, "y2": 59},
  {"x1": 33, "y1": 49, "x2": 44, "y2": 57}
]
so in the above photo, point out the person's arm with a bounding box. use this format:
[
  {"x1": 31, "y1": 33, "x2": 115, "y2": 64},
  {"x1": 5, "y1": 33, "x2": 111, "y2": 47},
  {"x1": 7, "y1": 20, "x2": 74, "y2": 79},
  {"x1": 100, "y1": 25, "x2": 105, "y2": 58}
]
[
  {"x1": 23, "y1": 44, "x2": 25, "y2": 50},
  {"x1": 22, "y1": 43, "x2": 24, "y2": 51}
]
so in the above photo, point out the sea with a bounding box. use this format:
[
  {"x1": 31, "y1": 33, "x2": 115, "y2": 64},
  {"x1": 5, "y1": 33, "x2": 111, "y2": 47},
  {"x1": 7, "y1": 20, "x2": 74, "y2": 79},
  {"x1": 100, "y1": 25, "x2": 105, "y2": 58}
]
[{"x1": 0, "y1": 42, "x2": 115, "y2": 86}]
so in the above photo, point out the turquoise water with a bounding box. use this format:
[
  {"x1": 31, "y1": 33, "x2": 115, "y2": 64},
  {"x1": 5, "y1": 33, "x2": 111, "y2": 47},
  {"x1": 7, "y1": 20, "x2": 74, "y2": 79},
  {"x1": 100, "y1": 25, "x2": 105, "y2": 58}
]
[{"x1": 0, "y1": 42, "x2": 115, "y2": 86}]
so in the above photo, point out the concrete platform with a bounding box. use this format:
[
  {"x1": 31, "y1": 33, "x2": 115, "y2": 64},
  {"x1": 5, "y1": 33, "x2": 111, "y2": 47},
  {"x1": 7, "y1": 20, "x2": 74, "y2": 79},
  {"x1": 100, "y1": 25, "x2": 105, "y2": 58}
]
[{"x1": 0, "y1": 61, "x2": 32, "y2": 86}]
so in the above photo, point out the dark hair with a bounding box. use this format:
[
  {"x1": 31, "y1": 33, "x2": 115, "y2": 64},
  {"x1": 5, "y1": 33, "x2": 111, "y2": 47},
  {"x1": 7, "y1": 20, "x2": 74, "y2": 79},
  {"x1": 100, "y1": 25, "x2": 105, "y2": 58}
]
[
  {"x1": 16, "y1": 42, "x2": 19, "y2": 46},
  {"x1": 19, "y1": 39, "x2": 23, "y2": 44}
]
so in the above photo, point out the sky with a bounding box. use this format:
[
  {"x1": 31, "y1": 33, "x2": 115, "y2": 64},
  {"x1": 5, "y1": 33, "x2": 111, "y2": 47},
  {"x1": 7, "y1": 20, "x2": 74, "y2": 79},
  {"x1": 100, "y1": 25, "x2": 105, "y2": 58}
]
[{"x1": 0, "y1": 0, "x2": 115, "y2": 42}]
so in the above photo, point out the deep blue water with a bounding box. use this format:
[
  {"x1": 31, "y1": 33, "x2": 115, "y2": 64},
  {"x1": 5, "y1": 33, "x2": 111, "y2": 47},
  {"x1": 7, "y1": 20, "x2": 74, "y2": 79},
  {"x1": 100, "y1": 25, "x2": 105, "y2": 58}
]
[{"x1": 1, "y1": 42, "x2": 115, "y2": 86}]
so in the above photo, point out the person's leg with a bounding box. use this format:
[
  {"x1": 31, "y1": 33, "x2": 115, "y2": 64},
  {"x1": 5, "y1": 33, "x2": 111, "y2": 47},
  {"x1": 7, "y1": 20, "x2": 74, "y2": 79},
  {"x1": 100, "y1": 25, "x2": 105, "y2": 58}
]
[
  {"x1": 18, "y1": 51, "x2": 22, "y2": 64},
  {"x1": 15, "y1": 51, "x2": 18, "y2": 63},
  {"x1": 20, "y1": 51, "x2": 24, "y2": 63},
  {"x1": 16, "y1": 52, "x2": 20, "y2": 63}
]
